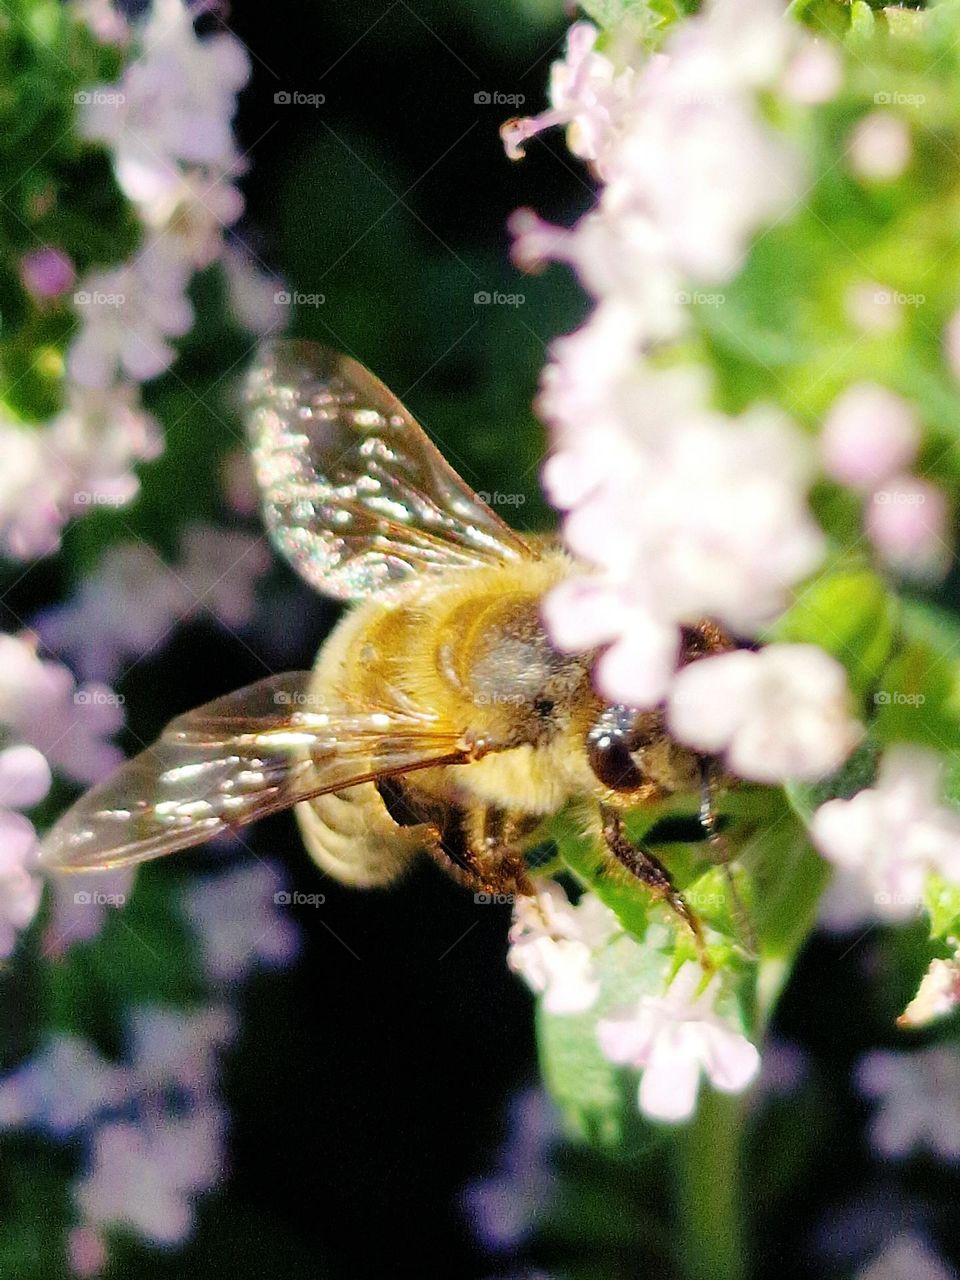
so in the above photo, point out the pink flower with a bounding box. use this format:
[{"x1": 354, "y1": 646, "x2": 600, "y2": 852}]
[
  {"x1": 858, "y1": 1235, "x2": 957, "y2": 1280},
  {"x1": 73, "y1": 1108, "x2": 228, "y2": 1246},
  {"x1": 68, "y1": 243, "x2": 193, "y2": 388},
  {"x1": 43, "y1": 868, "x2": 134, "y2": 957},
  {"x1": 856, "y1": 1047, "x2": 960, "y2": 1161},
  {"x1": 597, "y1": 962, "x2": 760, "y2": 1123},
  {"x1": 180, "y1": 863, "x2": 301, "y2": 985},
  {"x1": 848, "y1": 112, "x2": 912, "y2": 182},
  {"x1": 128, "y1": 1004, "x2": 237, "y2": 1096},
  {"x1": 0, "y1": 1036, "x2": 131, "y2": 1137},
  {"x1": 811, "y1": 746, "x2": 960, "y2": 922},
  {"x1": 780, "y1": 40, "x2": 842, "y2": 104},
  {"x1": 0, "y1": 745, "x2": 49, "y2": 956},
  {"x1": 20, "y1": 248, "x2": 76, "y2": 299},
  {"x1": 667, "y1": 645, "x2": 862, "y2": 783},
  {"x1": 820, "y1": 383, "x2": 920, "y2": 491},
  {"x1": 67, "y1": 1226, "x2": 108, "y2": 1279},
  {"x1": 507, "y1": 882, "x2": 619, "y2": 1015},
  {"x1": 867, "y1": 476, "x2": 951, "y2": 580}
]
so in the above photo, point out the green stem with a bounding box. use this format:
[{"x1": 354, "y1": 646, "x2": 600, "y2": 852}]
[{"x1": 673, "y1": 1088, "x2": 749, "y2": 1280}]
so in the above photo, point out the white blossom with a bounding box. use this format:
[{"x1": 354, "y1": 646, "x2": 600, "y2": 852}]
[
  {"x1": 597, "y1": 962, "x2": 760, "y2": 1122},
  {"x1": 507, "y1": 882, "x2": 619, "y2": 1015},
  {"x1": 68, "y1": 242, "x2": 193, "y2": 388},
  {"x1": 811, "y1": 746, "x2": 960, "y2": 922},
  {"x1": 667, "y1": 644, "x2": 862, "y2": 783},
  {"x1": 898, "y1": 957, "x2": 960, "y2": 1030},
  {"x1": 180, "y1": 862, "x2": 301, "y2": 985},
  {"x1": 820, "y1": 383, "x2": 920, "y2": 492},
  {"x1": 848, "y1": 112, "x2": 912, "y2": 182}
]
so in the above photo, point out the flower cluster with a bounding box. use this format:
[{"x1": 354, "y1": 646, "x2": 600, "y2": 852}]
[
  {"x1": 504, "y1": 2, "x2": 866, "y2": 786},
  {"x1": 508, "y1": 883, "x2": 759, "y2": 1123},
  {"x1": 0, "y1": 0, "x2": 278, "y2": 560}
]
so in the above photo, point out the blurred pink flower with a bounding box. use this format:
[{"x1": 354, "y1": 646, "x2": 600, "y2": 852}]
[
  {"x1": 181, "y1": 863, "x2": 301, "y2": 985},
  {"x1": 811, "y1": 746, "x2": 960, "y2": 922},
  {"x1": 0, "y1": 1036, "x2": 131, "y2": 1138},
  {"x1": 221, "y1": 245, "x2": 286, "y2": 337},
  {"x1": 0, "y1": 634, "x2": 123, "y2": 785},
  {"x1": 667, "y1": 645, "x2": 862, "y2": 783},
  {"x1": 68, "y1": 243, "x2": 194, "y2": 388},
  {"x1": 848, "y1": 112, "x2": 912, "y2": 182},
  {"x1": 858, "y1": 1235, "x2": 957, "y2": 1280},
  {"x1": 856, "y1": 1047, "x2": 960, "y2": 1162},
  {"x1": 866, "y1": 475, "x2": 950, "y2": 580},
  {"x1": 820, "y1": 383, "x2": 920, "y2": 491},
  {"x1": 19, "y1": 248, "x2": 76, "y2": 300},
  {"x1": 780, "y1": 40, "x2": 842, "y2": 104},
  {"x1": 67, "y1": 1225, "x2": 108, "y2": 1279},
  {"x1": 34, "y1": 525, "x2": 268, "y2": 682},
  {"x1": 43, "y1": 867, "x2": 134, "y2": 957},
  {"x1": 74, "y1": 1107, "x2": 228, "y2": 1247},
  {"x1": 507, "y1": 882, "x2": 618, "y2": 1015},
  {"x1": 597, "y1": 962, "x2": 760, "y2": 1123},
  {"x1": 128, "y1": 1004, "x2": 237, "y2": 1096},
  {"x1": 462, "y1": 1089, "x2": 561, "y2": 1252}
]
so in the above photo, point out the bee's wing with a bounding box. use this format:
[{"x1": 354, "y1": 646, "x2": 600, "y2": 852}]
[
  {"x1": 39, "y1": 673, "x2": 477, "y2": 873},
  {"x1": 245, "y1": 339, "x2": 535, "y2": 599}
]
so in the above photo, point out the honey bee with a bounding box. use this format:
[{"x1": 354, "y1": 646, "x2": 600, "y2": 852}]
[{"x1": 40, "y1": 340, "x2": 734, "y2": 947}]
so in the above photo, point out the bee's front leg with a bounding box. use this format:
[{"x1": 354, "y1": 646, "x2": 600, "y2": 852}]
[
  {"x1": 599, "y1": 805, "x2": 708, "y2": 965},
  {"x1": 699, "y1": 762, "x2": 757, "y2": 956}
]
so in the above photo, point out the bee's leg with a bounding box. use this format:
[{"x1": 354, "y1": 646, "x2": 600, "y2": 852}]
[
  {"x1": 599, "y1": 805, "x2": 708, "y2": 964},
  {"x1": 699, "y1": 761, "x2": 757, "y2": 956},
  {"x1": 463, "y1": 807, "x2": 535, "y2": 897}
]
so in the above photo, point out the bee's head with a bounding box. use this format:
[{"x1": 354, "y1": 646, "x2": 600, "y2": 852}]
[{"x1": 585, "y1": 703, "x2": 665, "y2": 792}]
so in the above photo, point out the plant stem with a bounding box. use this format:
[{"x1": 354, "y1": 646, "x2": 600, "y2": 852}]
[{"x1": 673, "y1": 1088, "x2": 749, "y2": 1280}]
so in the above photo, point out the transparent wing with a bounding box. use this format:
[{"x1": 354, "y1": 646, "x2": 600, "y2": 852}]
[
  {"x1": 39, "y1": 673, "x2": 479, "y2": 872},
  {"x1": 244, "y1": 339, "x2": 534, "y2": 599}
]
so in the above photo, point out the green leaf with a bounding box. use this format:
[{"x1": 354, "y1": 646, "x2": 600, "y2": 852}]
[
  {"x1": 924, "y1": 874, "x2": 960, "y2": 940},
  {"x1": 769, "y1": 568, "x2": 896, "y2": 698}
]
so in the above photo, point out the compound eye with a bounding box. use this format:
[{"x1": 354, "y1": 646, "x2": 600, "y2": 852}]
[{"x1": 587, "y1": 731, "x2": 645, "y2": 792}]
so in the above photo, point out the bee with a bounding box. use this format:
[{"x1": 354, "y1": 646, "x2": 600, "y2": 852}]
[{"x1": 40, "y1": 340, "x2": 733, "y2": 948}]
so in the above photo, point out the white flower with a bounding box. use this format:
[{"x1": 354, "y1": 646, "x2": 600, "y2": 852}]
[
  {"x1": 856, "y1": 1046, "x2": 960, "y2": 1162},
  {"x1": 898, "y1": 957, "x2": 960, "y2": 1030},
  {"x1": 667, "y1": 644, "x2": 862, "y2": 783},
  {"x1": 811, "y1": 746, "x2": 960, "y2": 922},
  {"x1": 128, "y1": 1004, "x2": 237, "y2": 1097},
  {"x1": 543, "y1": 397, "x2": 825, "y2": 707},
  {"x1": 79, "y1": 0, "x2": 249, "y2": 210},
  {"x1": 43, "y1": 867, "x2": 134, "y2": 957},
  {"x1": 221, "y1": 244, "x2": 286, "y2": 336},
  {"x1": 68, "y1": 242, "x2": 193, "y2": 387},
  {"x1": 597, "y1": 962, "x2": 760, "y2": 1123},
  {"x1": 866, "y1": 475, "x2": 951, "y2": 582},
  {"x1": 507, "y1": 882, "x2": 619, "y2": 1015}
]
